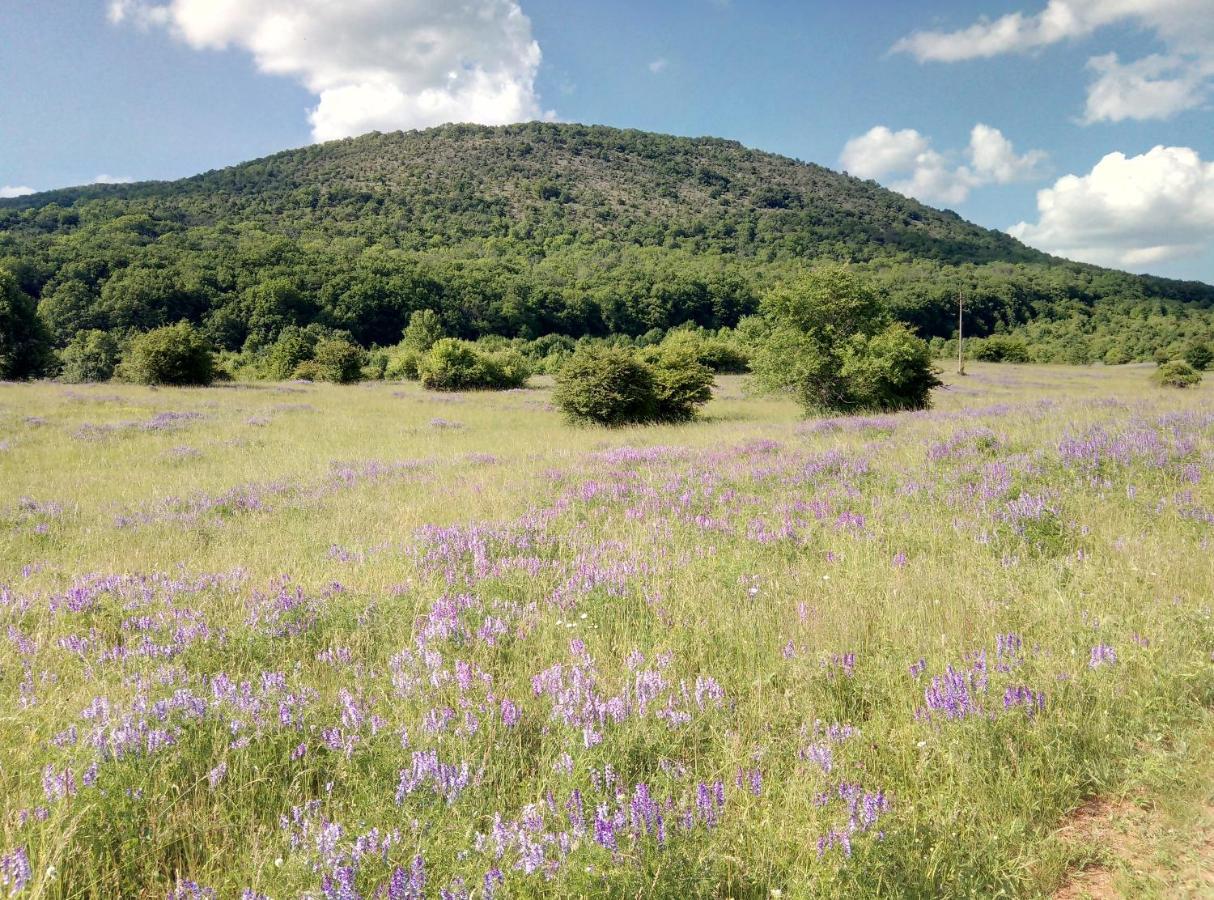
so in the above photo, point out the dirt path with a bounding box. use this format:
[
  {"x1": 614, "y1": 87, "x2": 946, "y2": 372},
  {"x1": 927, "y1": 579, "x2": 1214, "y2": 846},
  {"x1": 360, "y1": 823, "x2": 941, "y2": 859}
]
[{"x1": 1051, "y1": 729, "x2": 1214, "y2": 899}]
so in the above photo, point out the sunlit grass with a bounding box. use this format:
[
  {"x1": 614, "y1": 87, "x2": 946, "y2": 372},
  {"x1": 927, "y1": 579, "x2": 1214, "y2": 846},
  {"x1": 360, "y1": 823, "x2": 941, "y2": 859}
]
[{"x1": 1, "y1": 363, "x2": 1211, "y2": 898}]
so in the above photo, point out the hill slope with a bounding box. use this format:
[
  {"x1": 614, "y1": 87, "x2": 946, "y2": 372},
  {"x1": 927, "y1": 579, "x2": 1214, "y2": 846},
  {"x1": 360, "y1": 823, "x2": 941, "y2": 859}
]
[{"x1": 1, "y1": 122, "x2": 1212, "y2": 358}]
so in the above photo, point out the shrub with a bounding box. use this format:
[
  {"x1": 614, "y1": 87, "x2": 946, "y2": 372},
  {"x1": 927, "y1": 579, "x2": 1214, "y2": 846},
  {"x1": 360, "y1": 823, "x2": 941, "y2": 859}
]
[
  {"x1": 384, "y1": 348, "x2": 423, "y2": 381},
  {"x1": 838, "y1": 323, "x2": 941, "y2": 412},
  {"x1": 1182, "y1": 342, "x2": 1213, "y2": 371},
  {"x1": 553, "y1": 346, "x2": 657, "y2": 426},
  {"x1": 116, "y1": 322, "x2": 214, "y2": 386},
  {"x1": 641, "y1": 330, "x2": 749, "y2": 373},
  {"x1": 553, "y1": 345, "x2": 714, "y2": 426},
  {"x1": 750, "y1": 266, "x2": 940, "y2": 415},
  {"x1": 418, "y1": 338, "x2": 527, "y2": 391},
  {"x1": 264, "y1": 326, "x2": 319, "y2": 380},
  {"x1": 362, "y1": 348, "x2": 391, "y2": 381},
  {"x1": 301, "y1": 337, "x2": 366, "y2": 383},
  {"x1": 1154, "y1": 360, "x2": 1203, "y2": 389},
  {"x1": 59, "y1": 329, "x2": 120, "y2": 383},
  {"x1": 973, "y1": 334, "x2": 1030, "y2": 363},
  {"x1": 648, "y1": 344, "x2": 715, "y2": 421},
  {"x1": 488, "y1": 348, "x2": 531, "y2": 387}
]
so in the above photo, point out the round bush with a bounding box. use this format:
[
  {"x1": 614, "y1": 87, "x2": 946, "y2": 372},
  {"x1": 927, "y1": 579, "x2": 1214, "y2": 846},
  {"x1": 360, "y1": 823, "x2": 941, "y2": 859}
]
[
  {"x1": 553, "y1": 346, "x2": 658, "y2": 426},
  {"x1": 1155, "y1": 359, "x2": 1203, "y2": 389},
  {"x1": 59, "y1": 329, "x2": 120, "y2": 383},
  {"x1": 117, "y1": 323, "x2": 215, "y2": 386},
  {"x1": 306, "y1": 337, "x2": 367, "y2": 383}
]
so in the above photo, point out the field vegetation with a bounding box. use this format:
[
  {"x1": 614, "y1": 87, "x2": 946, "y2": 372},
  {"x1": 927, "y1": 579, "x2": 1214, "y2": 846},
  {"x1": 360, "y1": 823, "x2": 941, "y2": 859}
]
[{"x1": 2, "y1": 363, "x2": 1212, "y2": 897}]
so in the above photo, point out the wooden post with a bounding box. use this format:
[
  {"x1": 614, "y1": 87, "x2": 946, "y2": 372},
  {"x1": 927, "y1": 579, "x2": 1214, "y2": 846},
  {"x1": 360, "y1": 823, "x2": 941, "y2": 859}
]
[{"x1": 957, "y1": 290, "x2": 966, "y2": 375}]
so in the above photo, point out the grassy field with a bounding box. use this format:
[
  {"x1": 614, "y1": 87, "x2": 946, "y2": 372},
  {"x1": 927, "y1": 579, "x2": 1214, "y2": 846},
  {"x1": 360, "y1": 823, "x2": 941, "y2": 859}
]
[{"x1": 1, "y1": 363, "x2": 1212, "y2": 898}]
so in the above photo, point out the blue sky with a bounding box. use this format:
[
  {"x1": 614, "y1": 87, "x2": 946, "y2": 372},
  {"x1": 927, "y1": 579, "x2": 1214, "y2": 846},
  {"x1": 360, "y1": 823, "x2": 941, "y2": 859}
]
[{"x1": 2, "y1": 0, "x2": 1213, "y2": 281}]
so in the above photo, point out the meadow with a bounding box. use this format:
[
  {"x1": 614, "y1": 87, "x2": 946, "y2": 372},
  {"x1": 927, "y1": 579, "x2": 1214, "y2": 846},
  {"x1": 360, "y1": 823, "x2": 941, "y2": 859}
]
[{"x1": 1, "y1": 364, "x2": 1212, "y2": 898}]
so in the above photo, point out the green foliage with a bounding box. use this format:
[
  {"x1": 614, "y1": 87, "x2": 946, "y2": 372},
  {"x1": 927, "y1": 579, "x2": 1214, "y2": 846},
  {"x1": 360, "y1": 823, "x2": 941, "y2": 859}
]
[
  {"x1": 402, "y1": 308, "x2": 446, "y2": 352},
  {"x1": 553, "y1": 344, "x2": 713, "y2": 426},
  {"x1": 298, "y1": 336, "x2": 367, "y2": 383},
  {"x1": 751, "y1": 266, "x2": 940, "y2": 414},
  {"x1": 838, "y1": 322, "x2": 942, "y2": 412},
  {"x1": 263, "y1": 326, "x2": 321, "y2": 380},
  {"x1": 648, "y1": 343, "x2": 716, "y2": 421},
  {"x1": 116, "y1": 322, "x2": 214, "y2": 386},
  {"x1": 640, "y1": 329, "x2": 749, "y2": 373},
  {"x1": 0, "y1": 267, "x2": 52, "y2": 379},
  {"x1": 418, "y1": 338, "x2": 528, "y2": 391},
  {"x1": 552, "y1": 346, "x2": 658, "y2": 426},
  {"x1": 1154, "y1": 359, "x2": 1203, "y2": 389},
  {"x1": 59, "y1": 329, "x2": 120, "y2": 382},
  {"x1": 2, "y1": 123, "x2": 1212, "y2": 374},
  {"x1": 972, "y1": 334, "x2": 1031, "y2": 363},
  {"x1": 1182, "y1": 342, "x2": 1213, "y2": 371},
  {"x1": 384, "y1": 347, "x2": 423, "y2": 381}
]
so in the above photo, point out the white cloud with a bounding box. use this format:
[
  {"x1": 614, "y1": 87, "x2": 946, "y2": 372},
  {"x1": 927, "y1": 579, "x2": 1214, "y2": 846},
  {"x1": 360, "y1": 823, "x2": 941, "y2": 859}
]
[
  {"x1": 893, "y1": 1, "x2": 1214, "y2": 123},
  {"x1": 840, "y1": 124, "x2": 1046, "y2": 205},
  {"x1": 648, "y1": 58, "x2": 669, "y2": 75},
  {"x1": 1009, "y1": 145, "x2": 1214, "y2": 270},
  {"x1": 1083, "y1": 53, "x2": 1210, "y2": 123},
  {"x1": 0, "y1": 186, "x2": 36, "y2": 198},
  {"x1": 969, "y1": 123, "x2": 1048, "y2": 182},
  {"x1": 108, "y1": 0, "x2": 549, "y2": 141},
  {"x1": 93, "y1": 174, "x2": 135, "y2": 184}
]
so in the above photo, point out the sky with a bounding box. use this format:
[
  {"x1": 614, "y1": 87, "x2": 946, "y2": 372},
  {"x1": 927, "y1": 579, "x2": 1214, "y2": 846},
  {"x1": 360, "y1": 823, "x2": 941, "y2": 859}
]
[{"x1": 2, "y1": 0, "x2": 1213, "y2": 282}]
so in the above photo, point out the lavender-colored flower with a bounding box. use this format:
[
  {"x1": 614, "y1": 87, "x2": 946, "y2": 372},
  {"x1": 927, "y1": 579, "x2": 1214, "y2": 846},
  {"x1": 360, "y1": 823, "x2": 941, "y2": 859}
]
[
  {"x1": 0, "y1": 848, "x2": 32, "y2": 896},
  {"x1": 593, "y1": 803, "x2": 618, "y2": 851},
  {"x1": 1089, "y1": 644, "x2": 1117, "y2": 668}
]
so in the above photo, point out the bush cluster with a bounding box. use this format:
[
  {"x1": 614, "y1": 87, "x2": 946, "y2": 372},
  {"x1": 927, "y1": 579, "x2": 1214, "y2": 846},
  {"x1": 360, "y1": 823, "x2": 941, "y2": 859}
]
[
  {"x1": 116, "y1": 322, "x2": 215, "y2": 386},
  {"x1": 553, "y1": 345, "x2": 714, "y2": 426},
  {"x1": 418, "y1": 339, "x2": 530, "y2": 391}
]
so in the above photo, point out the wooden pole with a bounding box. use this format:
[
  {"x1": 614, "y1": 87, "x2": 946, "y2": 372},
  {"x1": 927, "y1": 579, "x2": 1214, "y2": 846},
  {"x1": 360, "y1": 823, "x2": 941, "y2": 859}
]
[{"x1": 957, "y1": 290, "x2": 965, "y2": 375}]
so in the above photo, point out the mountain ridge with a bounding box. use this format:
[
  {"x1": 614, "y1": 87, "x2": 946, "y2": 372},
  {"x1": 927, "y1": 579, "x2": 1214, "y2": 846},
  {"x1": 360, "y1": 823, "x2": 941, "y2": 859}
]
[{"x1": 2, "y1": 122, "x2": 1212, "y2": 362}]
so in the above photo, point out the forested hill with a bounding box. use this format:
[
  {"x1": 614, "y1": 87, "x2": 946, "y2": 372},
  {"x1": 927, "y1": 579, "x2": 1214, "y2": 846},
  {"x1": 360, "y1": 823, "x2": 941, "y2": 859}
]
[{"x1": 2, "y1": 122, "x2": 1212, "y2": 360}]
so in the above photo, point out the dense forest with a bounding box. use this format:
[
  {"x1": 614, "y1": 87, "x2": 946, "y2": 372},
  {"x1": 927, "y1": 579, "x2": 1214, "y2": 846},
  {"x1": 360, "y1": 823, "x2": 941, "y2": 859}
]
[{"x1": 1, "y1": 122, "x2": 1212, "y2": 375}]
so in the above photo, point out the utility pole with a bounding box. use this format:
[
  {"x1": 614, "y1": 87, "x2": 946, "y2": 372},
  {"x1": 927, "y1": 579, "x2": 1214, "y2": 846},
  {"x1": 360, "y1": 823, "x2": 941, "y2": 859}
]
[{"x1": 956, "y1": 290, "x2": 966, "y2": 375}]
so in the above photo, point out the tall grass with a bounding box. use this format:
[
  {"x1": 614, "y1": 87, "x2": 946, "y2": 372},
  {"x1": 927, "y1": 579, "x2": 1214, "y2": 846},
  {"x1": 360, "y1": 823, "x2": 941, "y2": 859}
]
[{"x1": 1, "y1": 365, "x2": 1211, "y2": 898}]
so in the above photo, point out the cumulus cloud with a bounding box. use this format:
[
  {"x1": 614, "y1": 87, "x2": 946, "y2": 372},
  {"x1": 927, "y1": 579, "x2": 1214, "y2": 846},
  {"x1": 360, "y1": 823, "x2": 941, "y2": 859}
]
[
  {"x1": 1083, "y1": 53, "x2": 1211, "y2": 123},
  {"x1": 648, "y1": 58, "x2": 669, "y2": 75},
  {"x1": 840, "y1": 124, "x2": 1046, "y2": 206},
  {"x1": 0, "y1": 185, "x2": 36, "y2": 198},
  {"x1": 892, "y1": 1, "x2": 1214, "y2": 123},
  {"x1": 108, "y1": 0, "x2": 549, "y2": 141},
  {"x1": 1009, "y1": 145, "x2": 1214, "y2": 269},
  {"x1": 93, "y1": 174, "x2": 135, "y2": 184}
]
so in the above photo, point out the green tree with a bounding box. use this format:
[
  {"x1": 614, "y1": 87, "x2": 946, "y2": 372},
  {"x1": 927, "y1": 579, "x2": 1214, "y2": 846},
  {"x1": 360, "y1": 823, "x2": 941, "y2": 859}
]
[
  {"x1": 1154, "y1": 360, "x2": 1202, "y2": 389},
  {"x1": 0, "y1": 268, "x2": 52, "y2": 379},
  {"x1": 751, "y1": 266, "x2": 939, "y2": 414},
  {"x1": 37, "y1": 280, "x2": 100, "y2": 345},
  {"x1": 1182, "y1": 342, "x2": 1213, "y2": 371},
  {"x1": 402, "y1": 308, "x2": 447, "y2": 352}
]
